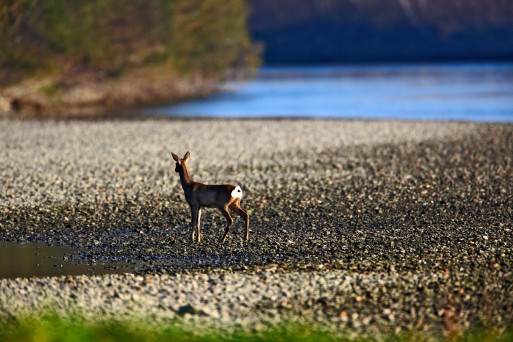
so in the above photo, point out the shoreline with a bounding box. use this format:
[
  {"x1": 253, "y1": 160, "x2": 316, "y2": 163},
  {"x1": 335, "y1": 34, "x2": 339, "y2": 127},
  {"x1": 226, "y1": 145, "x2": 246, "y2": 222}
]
[
  {"x1": 1, "y1": 118, "x2": 512, "y2": 335},
  {"x1": 0, "y1": 67, "x2": 219, "y2": 118}
]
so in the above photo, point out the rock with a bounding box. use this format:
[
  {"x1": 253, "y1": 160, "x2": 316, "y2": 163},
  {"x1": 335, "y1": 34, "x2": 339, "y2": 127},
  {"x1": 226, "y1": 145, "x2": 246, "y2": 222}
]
[{"x1": 176, "y1": 304, "x2": 208, "y2": 317}]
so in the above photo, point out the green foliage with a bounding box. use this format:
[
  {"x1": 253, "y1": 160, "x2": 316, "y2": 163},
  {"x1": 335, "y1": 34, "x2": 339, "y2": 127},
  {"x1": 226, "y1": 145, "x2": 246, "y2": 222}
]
[
  {"x1": 169, "y1": 0, "x2": 258, "y2": 77},
  {"x1": 0, "y1": 0, "x2": 258, "y2": 83}
]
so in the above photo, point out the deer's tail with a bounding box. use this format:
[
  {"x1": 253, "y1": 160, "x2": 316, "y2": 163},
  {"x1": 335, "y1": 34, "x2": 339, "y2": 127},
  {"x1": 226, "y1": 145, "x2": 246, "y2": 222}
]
[{"x1": 231, "y1": 185, "x2": 243, "y2": 199}]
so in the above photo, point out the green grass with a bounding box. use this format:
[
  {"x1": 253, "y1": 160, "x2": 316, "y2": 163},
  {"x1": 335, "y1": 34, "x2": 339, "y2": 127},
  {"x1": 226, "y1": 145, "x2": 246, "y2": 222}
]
[
  {"x1": 39, "y1": 82, "x2": 61, "y2": 97},
  {"x1": 0, "y1": 313, "x2": 512, "y2": 342},
  {"x1": 0, "y1": 316, "x2": 330, "y2": 342}
]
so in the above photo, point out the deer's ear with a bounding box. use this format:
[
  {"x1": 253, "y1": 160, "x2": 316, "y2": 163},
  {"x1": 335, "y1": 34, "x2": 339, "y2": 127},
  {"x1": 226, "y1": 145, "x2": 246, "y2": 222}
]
[
  {"x1": 183, "y1": 151, "x2": 190, "y2": 163},
  {"x1": 171, "y1": 152, "x2": 180, "y2": 162}
]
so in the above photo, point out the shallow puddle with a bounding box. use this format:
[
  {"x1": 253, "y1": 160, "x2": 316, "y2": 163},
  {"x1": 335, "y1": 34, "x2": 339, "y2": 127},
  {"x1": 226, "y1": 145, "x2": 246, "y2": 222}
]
[{"x1": 0, "y1": 241, "x2": 139, "y2": 279}]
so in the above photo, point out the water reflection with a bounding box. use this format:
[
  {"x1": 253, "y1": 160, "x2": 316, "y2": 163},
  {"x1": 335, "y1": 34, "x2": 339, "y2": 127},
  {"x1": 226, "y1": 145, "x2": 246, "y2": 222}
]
[{"x1": 0, "y1": 241, "x2": 135, "y2": 279}]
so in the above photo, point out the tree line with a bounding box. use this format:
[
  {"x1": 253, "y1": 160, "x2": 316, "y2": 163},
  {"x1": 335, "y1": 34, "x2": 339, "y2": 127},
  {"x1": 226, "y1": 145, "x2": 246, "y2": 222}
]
[{"x1": 0, "y1": 0, "x2": 258, "y2": 85}]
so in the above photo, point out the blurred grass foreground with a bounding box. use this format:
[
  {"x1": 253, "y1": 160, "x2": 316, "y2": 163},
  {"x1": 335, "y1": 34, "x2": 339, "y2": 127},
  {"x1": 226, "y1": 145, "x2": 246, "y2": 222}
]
[
  {"x1": 1, "y1": 313, "x2": 513, "y2": 342},
  {"x1": 0, "y1": 0, "x2": 259, "y2": 116}
]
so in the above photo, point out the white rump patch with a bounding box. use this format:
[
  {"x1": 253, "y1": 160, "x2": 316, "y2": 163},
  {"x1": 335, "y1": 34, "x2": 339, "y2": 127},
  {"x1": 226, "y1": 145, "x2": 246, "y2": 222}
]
[{"x1": 231, "y1": 185, "x2": 243, "y2": 199}]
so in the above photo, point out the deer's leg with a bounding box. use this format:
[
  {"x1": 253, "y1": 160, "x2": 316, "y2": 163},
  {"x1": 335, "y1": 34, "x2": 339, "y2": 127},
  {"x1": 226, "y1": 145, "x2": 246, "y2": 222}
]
[
  {"x1": 196, "y1": 207, "x2": 202, "y2": 243},
  {"x1": 230, "y1": 200, "x2": 250, "y2": 242},
  {"x1": 190, "y1": 205, "x2": 199, "y2": 243},
  {"x1": 219, "y1": 205, "x2": 234, "y2": 243}
]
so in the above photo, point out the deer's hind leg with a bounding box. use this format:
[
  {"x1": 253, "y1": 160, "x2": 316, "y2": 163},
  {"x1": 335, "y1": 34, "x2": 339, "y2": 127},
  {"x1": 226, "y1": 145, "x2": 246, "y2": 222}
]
[
  {"x1": 230, "y1": 199, "x2": 250, "y2": 242},
  {"x1": 219, "y1": 204, "x2": 234, "y2": 243}
]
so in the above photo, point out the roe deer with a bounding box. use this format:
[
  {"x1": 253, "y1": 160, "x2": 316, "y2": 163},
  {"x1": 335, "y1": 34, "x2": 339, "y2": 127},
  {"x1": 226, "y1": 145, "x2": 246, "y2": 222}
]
[{"x1": 171, "y1": 151, "x2": 249, "y2": 243}]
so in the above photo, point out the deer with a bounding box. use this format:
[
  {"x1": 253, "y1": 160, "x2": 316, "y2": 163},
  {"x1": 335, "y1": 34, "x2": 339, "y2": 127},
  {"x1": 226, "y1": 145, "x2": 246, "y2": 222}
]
[{"x1": 171, "y1": 151, "x2": 250, "y2": 244}]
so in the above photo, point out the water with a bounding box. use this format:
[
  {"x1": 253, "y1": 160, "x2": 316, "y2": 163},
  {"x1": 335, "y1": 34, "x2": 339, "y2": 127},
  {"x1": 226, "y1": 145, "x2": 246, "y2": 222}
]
[
  {"x1": 145, "y1": 63, "x2": 513, "y2": 122},
  {"x1": 0, "y1": 241, "x2": 137, "y2": 279}
]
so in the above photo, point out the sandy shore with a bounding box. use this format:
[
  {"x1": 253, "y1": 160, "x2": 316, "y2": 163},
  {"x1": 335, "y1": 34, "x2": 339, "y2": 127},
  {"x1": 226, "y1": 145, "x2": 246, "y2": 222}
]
[
  {"x1": 0, "y1": 68, "x2": 218, "y2": 117},
  {"x1": 1, "y1": 118, "x2": 512, "y2": 336}
]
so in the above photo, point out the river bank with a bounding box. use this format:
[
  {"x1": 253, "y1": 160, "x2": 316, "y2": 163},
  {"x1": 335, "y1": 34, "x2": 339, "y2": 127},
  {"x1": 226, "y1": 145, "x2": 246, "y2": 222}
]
[
  {"x1": 0, "y1": 118, "x2": 512, "y2": 337},
  {"x1": 0, "y1": 67, "x2": 218, "y2": 117}
]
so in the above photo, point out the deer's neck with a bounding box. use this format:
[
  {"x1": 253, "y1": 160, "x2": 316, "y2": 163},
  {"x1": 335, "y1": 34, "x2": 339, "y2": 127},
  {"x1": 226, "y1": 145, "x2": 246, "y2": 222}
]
[{"x1": 179, "y1": 165, "x2": 193, "y2": 192}]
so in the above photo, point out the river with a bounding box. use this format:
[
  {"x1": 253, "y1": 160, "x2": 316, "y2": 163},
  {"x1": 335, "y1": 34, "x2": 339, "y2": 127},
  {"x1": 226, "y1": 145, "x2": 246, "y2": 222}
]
[{"x1": 145, "y1": 63, "x2": 513, "y2": 122}]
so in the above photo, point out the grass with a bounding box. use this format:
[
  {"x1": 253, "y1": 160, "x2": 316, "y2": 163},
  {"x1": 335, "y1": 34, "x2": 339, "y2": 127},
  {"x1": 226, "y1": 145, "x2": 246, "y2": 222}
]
[
  {"x1": 39, "y1": 82, "x2": 61, "y2": 97},
  {"x1": 0, "y1": 313, "x2": 512, "y2": 342},
  {"x1": 0, "y1": 315, "x2": 332, "y2": 342}
]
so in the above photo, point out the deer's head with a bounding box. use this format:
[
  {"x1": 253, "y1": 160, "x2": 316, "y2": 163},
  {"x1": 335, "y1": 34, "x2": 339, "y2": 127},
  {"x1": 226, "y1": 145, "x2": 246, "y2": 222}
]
[{"x1": 171, "y1": 151, "x2": 190, "y2": 173}]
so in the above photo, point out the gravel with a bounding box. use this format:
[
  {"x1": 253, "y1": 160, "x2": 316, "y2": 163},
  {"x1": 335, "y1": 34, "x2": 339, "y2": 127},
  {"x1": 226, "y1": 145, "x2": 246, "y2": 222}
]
[{"x1": 0, "y1": 118, "x2": 512, "y2": 336}]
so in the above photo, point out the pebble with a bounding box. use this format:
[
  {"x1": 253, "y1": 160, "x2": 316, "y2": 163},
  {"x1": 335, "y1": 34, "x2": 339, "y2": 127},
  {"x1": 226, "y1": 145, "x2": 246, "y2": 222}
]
[{"x1": 0, "y1": 119, "x2": 512, "y2": 336}]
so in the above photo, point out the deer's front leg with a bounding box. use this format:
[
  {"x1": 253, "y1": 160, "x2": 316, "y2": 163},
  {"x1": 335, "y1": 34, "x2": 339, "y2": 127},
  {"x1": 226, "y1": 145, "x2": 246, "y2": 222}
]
[
  {"x1": 190, "y1": 205, "x2": 199, "y2": 243},
  {"x1": 196, "y1": 207, "x2": 202, "y2": 243}
]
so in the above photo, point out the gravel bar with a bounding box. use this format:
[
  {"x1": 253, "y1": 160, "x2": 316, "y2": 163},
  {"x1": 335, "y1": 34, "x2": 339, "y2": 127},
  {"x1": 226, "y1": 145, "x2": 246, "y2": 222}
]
[{"x1": 1, "y1": 118, "x2": 512, "y2": 336}]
